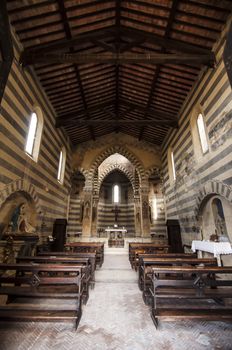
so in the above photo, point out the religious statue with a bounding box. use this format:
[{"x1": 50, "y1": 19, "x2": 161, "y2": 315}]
[
  {"x1": 142, "y1": 200, "x2": 149, "y2": 219},
  {"x1": 136, "y1": 210, "x2": 140, "y2": 223},
  {"x1": 84, "y1": 201, "x2": 90, "y2": 219}
]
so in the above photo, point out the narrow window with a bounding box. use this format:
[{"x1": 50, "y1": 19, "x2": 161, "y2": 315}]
[
  {"x1": 152, "y1": 197, "x2": 158, "y2": 221},
  {"x1": 113, "y1": 184, "x2": 119, "y2": 203},
  {"x1": 170, "y1": 151, "x2": 176, "y2": 181},
  {"x1": 25, "y1": 112, "x2": 37, "y2": 156},
  {"x1": 57, "y1": 147, "x2": 66, "y2": 184},
  {"x1": 25, "y1": 107, "x2": 43, "y2": 162},
  {"x1": 197, "y1": 113, "x2": 209, "y2": 154}
]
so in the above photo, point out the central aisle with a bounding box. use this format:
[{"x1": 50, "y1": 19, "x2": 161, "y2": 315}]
[{"x1": 78, "y1": 253, "x2": 152, "y2": 349}]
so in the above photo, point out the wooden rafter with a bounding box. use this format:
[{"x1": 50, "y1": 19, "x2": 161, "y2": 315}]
[
  {"x1": 55, "y1": 98, "x2": 177, "y2": 127},
  {"x1": 7, "y1": 0, "x2": 230, "y2": 146},
  {"x1": 56, "y1": 0, "x2": 95, "y2": 140},
  {"x1": 139, "y1": 0, "x2": 180, "y2": 140},
  {"x1": 20, "y1": 24, "x2": 215, "y2": 66}
]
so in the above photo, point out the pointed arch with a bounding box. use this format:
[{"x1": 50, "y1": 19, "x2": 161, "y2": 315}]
[
  {"x1": 194, "y1": 180, "x2": 232, "y2": 219},
  {"x1": 87, "y1": 145, "x2": 146, "y2": 187},
  {"x1": 0, "y1": 179, "x2": 42, "y2": 215},
  {"x1": 98, "y1": 164, "x2": 135, "y2": 193}
]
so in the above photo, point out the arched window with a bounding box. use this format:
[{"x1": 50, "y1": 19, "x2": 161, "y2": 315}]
[
  {"x1": 168, "y1": 147, "x2": 176, "y2": 183},
  {"x1": 25, "y1": 112, "x2": 37, "y2": 156},
  {"x1": 197, "y1": 113, "x2": 209, "y2": 154},
  {"x1": 57, "y1": 147, "x2": 66, "y2": 184},
  {"x1": 25, "y1": 106, "x2": 43, "y2": 162},
  {"x1": 113, "y1": 184, "x2": 119, "y2": 203}
]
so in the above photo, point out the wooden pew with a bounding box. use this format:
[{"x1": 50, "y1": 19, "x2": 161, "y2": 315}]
[
  {"x1": 65, "y1": 242, "x2": 104, "y2": 267},
  {"x1": 139, "y1": 257, "x2": 217, "y2": 305},
  {"x1": 16, "y1": 256, "x2": 92, "y2": 303},
  {"x1": 38, "y1": 251, "x2": 97, "y2": 287},
  {"x1": 150, "y1": 265, "x2": 232, "y2": 328},
  {"x1": 0, "y1": 263, "x2": 84, "y2": 329},
  {"x1": 135, "y1": 252, "x2": 197, "y2": 272},
  {"x1": 128, "y1": 243, "x2": 170, "y2": 269}
]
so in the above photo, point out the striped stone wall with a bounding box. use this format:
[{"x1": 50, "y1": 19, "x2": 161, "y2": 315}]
[
  {"x1": 150, "y1": 196, "x2": 166, "y2": 237},
  {"x1": 161, "y1": 21, "x2": 232, "y2": 245},
  {"x1": 0, "y1": 32, "x2": 72, "y2": 240},
  {"x1": 67, "y1": 197, "x2": 82, "y2": 239}
]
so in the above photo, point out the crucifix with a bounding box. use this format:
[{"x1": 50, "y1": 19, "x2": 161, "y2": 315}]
[{"x1": 111, "y1": 205, "x2": 121, "y2": 223}]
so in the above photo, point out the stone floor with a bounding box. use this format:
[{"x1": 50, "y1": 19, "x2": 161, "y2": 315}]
[{"x1": 0, "y1": 252, "x2": 232, "y2": 350}]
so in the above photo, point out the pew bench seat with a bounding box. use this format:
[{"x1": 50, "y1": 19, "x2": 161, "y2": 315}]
[
  {"x1": 150, "y1": 266, "x2": 232, "y2": 329},
  {"x1": 0, "y1": 307, "x2": 80, "y2": 324},
  {"x1": 0, "y1": 263, "x2": 83, "y2": 329},
  {"x1": 151, "y1": 309, "x2": 232, "y2": 328}
]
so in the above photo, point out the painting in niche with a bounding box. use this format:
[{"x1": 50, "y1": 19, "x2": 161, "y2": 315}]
[
  {"x1": 10, "y1": 203, "x2": 36, "y2": 234},
  {"x1": 212, "y1": 198, "x2": 228, "y2": 237}
]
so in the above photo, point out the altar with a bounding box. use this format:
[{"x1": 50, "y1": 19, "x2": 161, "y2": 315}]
[
  {"x1": 105, "y1": 227, "x2": 127, "y2": 248},
  {"x1": 191, "y1": 240, "x2": 232, "y2": 266}
]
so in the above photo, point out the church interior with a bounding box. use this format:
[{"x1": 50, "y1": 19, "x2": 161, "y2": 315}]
[{"x1": 0, "y1": 0, "x2": 232, "y2": 349}]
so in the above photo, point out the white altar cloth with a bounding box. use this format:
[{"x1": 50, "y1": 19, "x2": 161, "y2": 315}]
[
  {"x1": 105, "y1": 228, "x2": 127, "y2": 233},
  {"x1": 191, "y1": 240, "x2": 232, "y2": 257}
]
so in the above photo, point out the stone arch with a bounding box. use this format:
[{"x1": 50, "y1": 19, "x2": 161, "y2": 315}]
[
  {"x1": 98, "y1": 164, "x2": 135, "y2": 192},
  {"x1": 145, "y1": 166, "x2": 162, "y2": 179},
  {"x1": 87, "y1": 145, "x2": 146, "y2": 187},
  {"x1": 77, "y1": 167, "x2": 88, "y2": 180},
  {"x1": 194, "y1": 180, "x2": 232, "y2": 219},
  {"x1": 0, "y1": 179, "x2": 42, "y2": 214}
]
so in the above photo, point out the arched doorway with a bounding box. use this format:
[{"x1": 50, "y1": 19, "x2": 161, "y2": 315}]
[{"x1": 98, "y1": 170, "x2": 135, "y2": 237}]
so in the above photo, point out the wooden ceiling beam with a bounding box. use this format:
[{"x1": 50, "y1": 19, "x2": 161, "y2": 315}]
[
  {"x1": 22, "y1": 52, "x2": 215, "y2": 66},
  {"x1": 139, "y1": 0, "x2": 179, "y2": 141},
  {"x1": 55, "y1": 98, "x2": 178, "y2": 127},
  {"x1": 55, "y1": 99, "x2": 115, "y2": 127},
  {"x1": 57, "y1": 119, "x2": 178, "y2": 127}
]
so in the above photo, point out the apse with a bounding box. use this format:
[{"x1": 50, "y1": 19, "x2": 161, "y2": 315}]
[{"x1": 98, "y1": 170, "x2": 135, "y2": 236}]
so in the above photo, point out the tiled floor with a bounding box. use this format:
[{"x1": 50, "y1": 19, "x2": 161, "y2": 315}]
[{"x1": 0, "y1": 253, "x2": 232, "y2": 350}]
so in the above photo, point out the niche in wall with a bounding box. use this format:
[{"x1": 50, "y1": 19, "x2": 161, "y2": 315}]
[
  {"x1": 200, "y1": 195, "x2": 231, "y2": 242},
  {"x1": 0, "y1": 191, "x2": 37, "y2": 237}
]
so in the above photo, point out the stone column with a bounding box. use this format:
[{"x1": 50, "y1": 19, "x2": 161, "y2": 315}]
[
  {"x1": 134, "y1": 195, "x2": 142, "y2": 237},
  {"x1": 91, "y1": 196, "x2": 99, "y2": 237},
  {"x1": 82, "y1": 185, "x2": 93, "y2": 237},
  {"x1": 140, "y1": 184, "x2": 151, "y2": 237}
]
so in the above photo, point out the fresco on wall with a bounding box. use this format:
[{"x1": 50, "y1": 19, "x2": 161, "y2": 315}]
[
  {"x1": 10, "y1": 203, "x2": 36, "y2": 234},
  {"x1": 0, "y1": 191, "x2": 37, "y2": 237}
]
